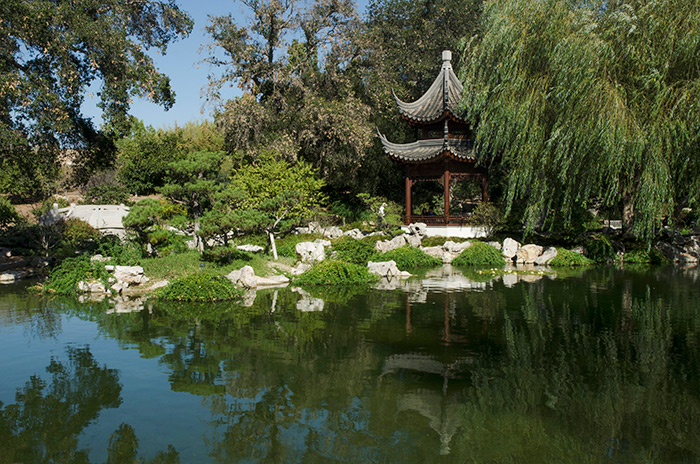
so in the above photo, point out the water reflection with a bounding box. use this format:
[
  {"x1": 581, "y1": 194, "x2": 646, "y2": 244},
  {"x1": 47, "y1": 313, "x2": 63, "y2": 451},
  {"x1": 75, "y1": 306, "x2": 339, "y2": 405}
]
[
  {"x1": 0, "y1": 346, "x2": 179, "y2": 463},
  {"x1": 1, "y1": 266, "x2": 700, "y2": 462}
]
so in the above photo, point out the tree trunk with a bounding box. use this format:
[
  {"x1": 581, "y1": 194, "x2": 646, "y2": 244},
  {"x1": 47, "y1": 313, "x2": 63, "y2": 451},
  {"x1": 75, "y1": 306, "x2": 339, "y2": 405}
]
[
  {"x1": 269, "y1": 231, "x2": 278, "y2": 260},
  {"x1": 194, "y1": 218, "x2": 203, "y2": 252}
]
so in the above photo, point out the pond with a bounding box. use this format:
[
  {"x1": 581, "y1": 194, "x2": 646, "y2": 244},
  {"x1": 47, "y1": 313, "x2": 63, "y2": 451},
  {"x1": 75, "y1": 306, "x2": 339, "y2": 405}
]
[{"x1": 1, "y1": 265, "x2": 700, "y2": 463}]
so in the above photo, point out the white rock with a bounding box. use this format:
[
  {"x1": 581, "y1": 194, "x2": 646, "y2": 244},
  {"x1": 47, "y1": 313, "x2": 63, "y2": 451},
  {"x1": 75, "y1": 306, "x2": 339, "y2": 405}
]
[
  {"x1": 237, "y1": 244, "x2": 264, "y2": 253},
  {"x1": 403, "y1": 234, "x2": 422, "y2": 247},
  {"x1": 111, "y1": 282, "x2": 124, "y2": 294},
  {"x1": 90, "y1": 254, "x2": 110, "y2": 262},
  {"x1": 375, "y1": 235, "x2": 406, "y2": 254},
  {"x1": 443, "y1": 240, "x2": 471, "y2": 253},
  {"x1": 226, "y1": 265, "x2": 257, "y2": 288},
  {"x1": 421, "y1": 246, "x2": 446, "y2": 260},
  {"x1": 77, "y1": 280, "x2": 90, "y2": 292},
  {"x1": 503, "y1": 238, "x2": 521, "y2": 259},
  {"x1": 406, "y1": 222, "x2": 428, "y2": 237},
  {"x1": 342, "y1": 229, "x2": 364, "y2": 240},
  {"x1": 367, "y1": 260, "x2": 411, "y2": 278},
  {"x1": 291, "y1": 263, "x2": 311, "y2": 275},
  {"x1": 88, "y1": 280, "x2": 107, "y2": 294},
  {"x1": 314, "y1": 239, "x2": 332, "y2": 247},
  {"x1": 146, "y1": 280, "x2": 170, "y2": 291},
  {"x1": 255, "y1": 275, "x2": 290, "y2": 287},
  {"x1": 226, "y1": 266, "x2": 288, "y2": 288},
  {"x1": 114, "y1": 266, "x2": 148, "y2": 286},
  {"x1": 296, "y1": 241, "x2": 326, "y2": 263},
  {"x1": 104, "y1": 265, "x2": 115, "y2": 272},
  {"x1": 322, "y1": 226, "x2": 343, "y2": 239},
  {"x1": 0, "y1": 271, "x2": 21, "y2": 283},
  {"x1": 488, "y1": 241, "x2": 502, "y2": 250},
  {"x1": 534, "y1": 247, "x2": 558, "y2": 265},
  {"x1": 516, "y1": 244, "x2": 544, "y2": 264}
]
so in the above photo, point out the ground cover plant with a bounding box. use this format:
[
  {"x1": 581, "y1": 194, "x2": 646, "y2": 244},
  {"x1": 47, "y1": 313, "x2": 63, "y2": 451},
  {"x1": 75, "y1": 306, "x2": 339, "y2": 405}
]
[
  {"x1": 43, "y1": 256, "x2": 111, "y2": 295},
  {"x1": 294, "y1": 260, "x2": 379, "y2": 286},
  {"x1": 452, "y1": 241, "x2": 505, "y2": 266},
  {"x1": 549, "y1": 249, "x2": 593, "y2": 267},
  {"x1": 156, "y1": 272, "x2": 242, "y2": 302},
  {"x1": 375, "y1": 247, "x2": 441, "y2": 269},
  {"x1": 421, "y1": 236, "x2": 471, "y2": 247},
  {"x1": 584, "y1": 234, "x2": 619, "y2": 263},
  {"x1": 140, "y1": 250, "x2": 273, "y2": 281},
  {"x1": 330, "y1": 236, "x2": 379, "y2": 265},
  {"x1": 623, "y1": 248, "x2": 668, "y2": 265}
]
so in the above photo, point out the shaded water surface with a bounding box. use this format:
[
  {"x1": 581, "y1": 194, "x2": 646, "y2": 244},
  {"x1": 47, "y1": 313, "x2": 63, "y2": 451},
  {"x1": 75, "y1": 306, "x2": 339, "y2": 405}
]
[{"x1": 1, "y1": 265, "x2": 700, "y2": 463}]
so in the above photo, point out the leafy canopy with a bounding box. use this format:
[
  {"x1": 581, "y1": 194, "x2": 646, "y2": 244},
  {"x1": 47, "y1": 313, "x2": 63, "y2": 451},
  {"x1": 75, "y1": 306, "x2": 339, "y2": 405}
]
[
  {"x1": 459, "y1": 0, "x2": 700, "y2": 239},
  {"x1": 0, "y1": 0, "x2": 192, "y2": 197}
]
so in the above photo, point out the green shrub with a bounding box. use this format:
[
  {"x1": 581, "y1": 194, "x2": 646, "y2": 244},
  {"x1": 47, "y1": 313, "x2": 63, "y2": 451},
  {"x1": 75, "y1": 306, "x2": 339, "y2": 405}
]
[
  {"x1": 377, "y1": 246, "x2": 441, "y2": 269},
  {"x1": 140, "y1": 250, "x2": 203, "y2": 280},
  {"x1": 156, "y1": 272, "x2": 243, "y2": 302},
  {"x1": 623, "y1": 248, "x2": 668, "y2": 265},
  {"x1": 584, "y1": 234, "x2": 618, "y2": 263},
  {"x1": 453, "y1": 241, "x2": 505, "y2": 266},
  {"x1": 85, "y1": 183, "x2": 131, "y2": 205},
  {"x1": 0, "y1": 197, "x2": 23, "y2": 230},
  {"x1": 45, "y1": 256, "x2": 110, "y2": 295},
  {"x1": 62, "y1": 218, "x2": 101, "y2": 250},
  {"x1": 549, "y1": 248, "x2": 593, "y2": 267},
  {"x1": 295, "y1": 260, "x2": 379, "y2": 286},
  {"x1": 467, "y1": 202, "x2": 503, "y2": 232},
  {"x1": 331, "y1": 236, "x2": 378, "y2": 265},
  {"x1": 203, "y1": 246, "x2": 253, "y2": 265},
  {"x1": 274, "y1": 233, "x2": 324, "y2": 258},
  {"x1": 96, "y1": 236, "x2": 143, "y2": 266},
  {"x1": 31, "y1": 197, "x2": 70, "y2": 220}
]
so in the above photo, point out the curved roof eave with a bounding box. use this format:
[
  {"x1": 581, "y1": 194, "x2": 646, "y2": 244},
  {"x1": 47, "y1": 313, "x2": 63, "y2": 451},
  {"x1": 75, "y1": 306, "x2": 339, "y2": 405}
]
[
  {"x1": 378, "y1": 131, "x2": 475, "y2": 163},
  {"x1": 393, "y1": 65, "x2": 465, "y2": 124}
]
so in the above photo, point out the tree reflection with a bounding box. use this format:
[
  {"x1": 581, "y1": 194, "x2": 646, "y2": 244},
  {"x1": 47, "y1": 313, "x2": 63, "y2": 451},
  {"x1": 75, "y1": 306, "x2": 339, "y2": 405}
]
[
  {"x1": 451, "y1": 274, "x2": 700, "y2": 463},
  {"x1": 41, "y1": 266, "x2": 700, "y2": 462},
  {"x1": 0, "y1": 346, "x2": 181, "y2": 464}
]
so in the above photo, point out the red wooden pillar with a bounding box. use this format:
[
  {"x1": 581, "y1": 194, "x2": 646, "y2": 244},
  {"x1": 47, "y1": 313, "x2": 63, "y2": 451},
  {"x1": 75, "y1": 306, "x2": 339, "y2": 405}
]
[
  {"x1": 443, "y1": 167, "x2": 451, "y2": 225},
  {"x1": 405, "y1": 166, "x2": 412, "y2": 225},
  {"x1": 481, "y1": 174, "x2": 489, "y2": 203}
]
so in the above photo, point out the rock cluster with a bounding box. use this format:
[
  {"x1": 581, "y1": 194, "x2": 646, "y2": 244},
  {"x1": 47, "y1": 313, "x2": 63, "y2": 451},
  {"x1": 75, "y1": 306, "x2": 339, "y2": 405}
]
[
  {"x1": 500, "y1": 238, "x2": 559, "y2": 265},
  {"x1": 657, "y1": 231, "x2": 700, "y2": 264},
  {"x1": 77, "y1": 264, "x2": 150, "y2": 294}
]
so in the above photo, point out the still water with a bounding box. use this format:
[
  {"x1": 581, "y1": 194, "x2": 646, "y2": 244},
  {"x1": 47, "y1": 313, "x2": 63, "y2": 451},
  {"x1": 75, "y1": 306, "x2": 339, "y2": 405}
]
[{"x1": 1, "y1": 265, "x2": 700, "y2": 463}]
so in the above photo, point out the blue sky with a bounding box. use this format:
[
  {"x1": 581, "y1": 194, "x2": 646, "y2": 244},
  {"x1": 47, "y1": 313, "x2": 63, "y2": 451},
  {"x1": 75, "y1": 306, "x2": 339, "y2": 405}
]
[{"x1": 82, "y1": 0, "x2": 368, "y2": 130}]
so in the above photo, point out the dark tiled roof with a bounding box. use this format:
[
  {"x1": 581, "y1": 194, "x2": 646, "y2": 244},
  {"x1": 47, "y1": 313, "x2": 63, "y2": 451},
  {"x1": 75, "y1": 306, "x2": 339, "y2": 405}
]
[
  {"x1": 393, "y1": 54, "x2": 465, "y2": 124},
  {"x1": 378, "y1": 132, "x2": 475, "y2": 162}
]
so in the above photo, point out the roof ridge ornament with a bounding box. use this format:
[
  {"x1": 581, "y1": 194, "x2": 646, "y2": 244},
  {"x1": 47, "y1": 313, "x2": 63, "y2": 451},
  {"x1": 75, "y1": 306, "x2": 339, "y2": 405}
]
[{"x1": 442, "y1": 50, "x2": 452, "y2": 66}]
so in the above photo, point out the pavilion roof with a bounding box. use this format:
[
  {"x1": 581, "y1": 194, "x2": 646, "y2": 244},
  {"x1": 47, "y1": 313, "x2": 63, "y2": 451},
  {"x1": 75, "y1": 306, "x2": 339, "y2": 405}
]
[
  {"x1": 378, "y1": 132, "x2": 474, "y2": 163},
  {"x1": 394, "y1": 50, "x2": 465, "y2": 124}
]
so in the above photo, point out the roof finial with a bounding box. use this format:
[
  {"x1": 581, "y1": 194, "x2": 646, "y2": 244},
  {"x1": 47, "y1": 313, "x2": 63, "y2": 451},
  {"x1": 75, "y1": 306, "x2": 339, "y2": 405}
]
[{"x1": 442, "y1": 50, "x2": 452, "y2": 64}]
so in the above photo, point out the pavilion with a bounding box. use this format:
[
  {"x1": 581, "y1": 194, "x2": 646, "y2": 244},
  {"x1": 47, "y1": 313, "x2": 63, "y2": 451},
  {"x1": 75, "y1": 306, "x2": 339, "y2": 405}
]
[{"x1": 378, "y1": 50, "x2": 488, "y2": 226}]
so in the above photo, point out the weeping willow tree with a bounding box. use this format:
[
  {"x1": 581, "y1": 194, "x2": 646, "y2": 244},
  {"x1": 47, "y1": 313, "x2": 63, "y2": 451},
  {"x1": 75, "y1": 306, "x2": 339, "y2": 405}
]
[{"x1": 459, "y1": 0, "x2": 700, "y2": 239}]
